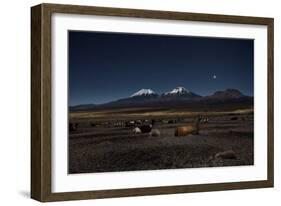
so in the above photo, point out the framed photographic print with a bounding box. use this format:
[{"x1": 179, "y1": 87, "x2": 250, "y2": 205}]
[{"x1": 31, "y1": 3, "x2": 274, "y2": 202}]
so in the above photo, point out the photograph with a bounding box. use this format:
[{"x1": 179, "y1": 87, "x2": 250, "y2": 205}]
[{"x1": 68, "y1": 31, "x2": 254, "y2": 174}]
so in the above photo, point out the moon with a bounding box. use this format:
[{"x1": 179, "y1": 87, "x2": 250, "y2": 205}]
[{"x1": 213, "y1": 74, "x2": 217, "y2": 79}]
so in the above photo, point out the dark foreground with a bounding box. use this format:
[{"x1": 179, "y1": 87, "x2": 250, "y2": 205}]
[{"x1": 69, "y1": 109, "x2": 253, "y2": 174}]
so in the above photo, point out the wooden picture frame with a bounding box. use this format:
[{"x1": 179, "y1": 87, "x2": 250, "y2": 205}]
[{"x1": 31, "y1": 3, "x2": 274, "y2": 202}]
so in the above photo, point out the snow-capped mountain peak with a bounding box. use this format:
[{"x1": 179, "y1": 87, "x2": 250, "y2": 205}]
[
  {"x1": 165, "y1": 86, "x2": 190, "y2": 95},
  {"x1": 131, "y1": 89, "x2": 156, "y2": 97}
]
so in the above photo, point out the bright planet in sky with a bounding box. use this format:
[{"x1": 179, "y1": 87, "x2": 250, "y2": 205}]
[{"x1": 213, "y1": 74, "x2": 217, "y2": 79}]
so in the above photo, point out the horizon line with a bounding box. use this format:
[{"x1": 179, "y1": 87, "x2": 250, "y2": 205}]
[{"x1": 69, "y1": 87, "x2": 253, "y2": 107}]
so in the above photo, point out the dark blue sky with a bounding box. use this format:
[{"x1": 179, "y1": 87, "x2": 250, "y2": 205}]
[{"x1": 69, "y1": 31, "x2": 253, "y2": 106}]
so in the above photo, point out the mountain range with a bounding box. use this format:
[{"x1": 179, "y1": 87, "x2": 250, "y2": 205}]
[{"x1": 70, "y1": 87, "x2": 253, "y2": 111}]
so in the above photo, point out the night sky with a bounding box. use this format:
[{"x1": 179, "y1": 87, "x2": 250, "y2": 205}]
[{"x1": 68, "y1": 31, "x2": 254, "y2": 106}]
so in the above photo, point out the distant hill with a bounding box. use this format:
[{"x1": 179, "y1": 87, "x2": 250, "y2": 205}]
[
  {"x1": 69, "y1": 104, "x2": 96, "y2": 111},
  {"x1": 205, "y1": 89, "x2": 245, "y2": 100}
]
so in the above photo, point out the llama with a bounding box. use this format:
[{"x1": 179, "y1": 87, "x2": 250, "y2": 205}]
[{"x1": 174, "y1": 117, "x2": 199, "y2": 136}]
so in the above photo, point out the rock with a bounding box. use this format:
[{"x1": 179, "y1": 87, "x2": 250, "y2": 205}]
[
  {"x1": 215, "y1": 150, "x2": 237, "y2": 159},
  {"x1": 150, "y1": 129, "x2": 160, "y2": 137}
]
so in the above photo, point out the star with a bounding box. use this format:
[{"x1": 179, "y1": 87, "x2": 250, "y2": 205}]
[{"x1": 213, "y1": 74, "x2": 217, "y2": 79}]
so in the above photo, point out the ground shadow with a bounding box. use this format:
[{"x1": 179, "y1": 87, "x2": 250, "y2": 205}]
[{"x1": 18, "y1": 190, "x2": 30, "y2": 198}]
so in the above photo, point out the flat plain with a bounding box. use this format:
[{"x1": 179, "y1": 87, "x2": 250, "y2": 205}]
[{"x1": 68, "y1": 107, "x2": 253, "y2": 174}]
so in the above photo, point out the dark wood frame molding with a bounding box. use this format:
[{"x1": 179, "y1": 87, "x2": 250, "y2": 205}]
[{"x1": 31, "y1": 3, "x2": 274, "y2": 202}]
